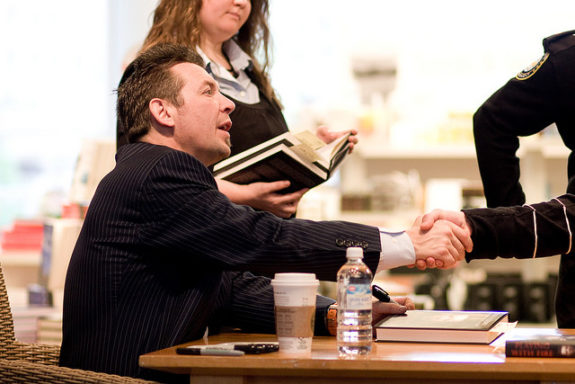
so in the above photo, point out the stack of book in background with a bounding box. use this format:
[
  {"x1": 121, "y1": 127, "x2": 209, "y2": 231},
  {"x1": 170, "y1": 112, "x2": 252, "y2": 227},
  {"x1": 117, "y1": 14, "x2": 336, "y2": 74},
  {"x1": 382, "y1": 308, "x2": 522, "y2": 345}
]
[
  {"x1": 0, "y1": 220, "x2": 44, "y2": 306},
  {"x1": 36, "y1": 314, "x2": 63, "y2": 346},
  {"x1": 11, "y1": 306, "x2": 60, "y2": 343},
  {"x1": 0, "y1": 220, "x2": 44, "y2": 254}
]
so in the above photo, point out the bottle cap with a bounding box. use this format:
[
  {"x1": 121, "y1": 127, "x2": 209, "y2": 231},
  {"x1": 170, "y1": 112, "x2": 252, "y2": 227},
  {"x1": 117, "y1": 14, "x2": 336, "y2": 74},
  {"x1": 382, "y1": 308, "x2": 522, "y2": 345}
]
[{"x1": 346, "y1": 246, "x2": 363, "y2": 259}]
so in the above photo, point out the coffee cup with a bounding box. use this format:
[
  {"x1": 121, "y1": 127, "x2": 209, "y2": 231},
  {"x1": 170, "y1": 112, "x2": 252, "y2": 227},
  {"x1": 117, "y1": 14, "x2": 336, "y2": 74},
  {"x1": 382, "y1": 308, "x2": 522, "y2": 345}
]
[{"x1": 271, "y1": 273, "x2": 319, "y2": 354}]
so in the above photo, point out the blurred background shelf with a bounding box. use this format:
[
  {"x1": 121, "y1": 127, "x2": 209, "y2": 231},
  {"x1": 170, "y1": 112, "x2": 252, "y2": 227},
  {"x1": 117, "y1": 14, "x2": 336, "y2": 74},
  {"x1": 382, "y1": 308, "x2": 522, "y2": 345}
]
[{"x1": 0, "y1": 251, "x2": 42, "y2": 267}]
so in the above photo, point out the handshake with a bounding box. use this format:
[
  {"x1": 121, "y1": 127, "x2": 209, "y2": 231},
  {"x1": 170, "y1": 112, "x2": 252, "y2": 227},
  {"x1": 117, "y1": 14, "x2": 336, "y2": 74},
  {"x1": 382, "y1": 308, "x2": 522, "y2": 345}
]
[{"x1": 406, "y1": 210, "x2": 472, "y2": 270}]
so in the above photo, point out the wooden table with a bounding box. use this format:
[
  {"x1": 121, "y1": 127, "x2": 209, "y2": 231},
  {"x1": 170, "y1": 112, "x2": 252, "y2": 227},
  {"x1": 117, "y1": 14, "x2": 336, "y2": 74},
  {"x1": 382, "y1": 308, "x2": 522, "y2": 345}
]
[{"x1": 140, "y1": 330, "x2": 575, "y2": 384}]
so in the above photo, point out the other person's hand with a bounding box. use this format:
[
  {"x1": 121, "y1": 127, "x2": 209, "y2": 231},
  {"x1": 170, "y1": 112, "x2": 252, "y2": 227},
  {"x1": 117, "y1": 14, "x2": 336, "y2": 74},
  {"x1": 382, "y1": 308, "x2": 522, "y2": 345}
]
[
  {"x1": 239, "y1": 181, "x2": 307, "y2": 218},
  {"x1": 420, "y1": 209, "x2": 471, "y2": 234},
  {"x1": 316, "y1": 126, "x2": 359, "y2": 153}
]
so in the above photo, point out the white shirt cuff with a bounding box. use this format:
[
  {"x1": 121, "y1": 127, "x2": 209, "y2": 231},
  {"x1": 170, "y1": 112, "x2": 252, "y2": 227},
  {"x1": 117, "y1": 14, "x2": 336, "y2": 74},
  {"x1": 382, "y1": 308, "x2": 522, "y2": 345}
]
[{"x1": 376, "y1": 227, "x2": 415, "y2": 273}]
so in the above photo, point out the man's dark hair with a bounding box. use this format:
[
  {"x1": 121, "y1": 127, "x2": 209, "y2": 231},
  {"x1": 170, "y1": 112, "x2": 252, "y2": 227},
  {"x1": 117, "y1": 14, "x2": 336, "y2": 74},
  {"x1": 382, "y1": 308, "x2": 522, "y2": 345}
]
[{"x1": 116, "y1": 43, "x2": 204, "y2": 145}]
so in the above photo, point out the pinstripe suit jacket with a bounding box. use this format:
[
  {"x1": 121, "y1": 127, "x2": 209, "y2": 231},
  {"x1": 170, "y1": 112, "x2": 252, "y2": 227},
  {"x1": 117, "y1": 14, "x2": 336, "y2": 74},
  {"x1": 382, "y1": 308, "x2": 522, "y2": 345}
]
[{"x1": 59, "y1": 143, "x2": 381, "y2": 382}]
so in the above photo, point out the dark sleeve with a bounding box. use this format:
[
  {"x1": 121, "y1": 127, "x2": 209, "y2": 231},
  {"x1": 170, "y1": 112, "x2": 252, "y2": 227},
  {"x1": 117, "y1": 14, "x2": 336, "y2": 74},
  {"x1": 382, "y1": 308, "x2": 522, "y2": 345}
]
[
  {"x1": 140, "y1": 150, "x2": 382, "y2": 281},
  {"x1": 464, "y1": 194, "x2": 575, "y2": 261},
  {"x1": 473, "y1": 50, "x2": 560, "y2": 208},
  {"x1": 225, "y1": 271, "x2": 335, "y2": 336}
]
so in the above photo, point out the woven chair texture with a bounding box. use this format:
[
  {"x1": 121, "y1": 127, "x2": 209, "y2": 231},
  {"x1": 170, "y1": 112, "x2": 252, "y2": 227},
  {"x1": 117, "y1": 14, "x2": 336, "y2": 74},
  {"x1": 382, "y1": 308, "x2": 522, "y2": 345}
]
[
  {"x1": 0, "y1": 263, "x2": 160, "y2": 383},
  {"x1": 0, "y1": 359, "x2": 159, "y2": 384}
]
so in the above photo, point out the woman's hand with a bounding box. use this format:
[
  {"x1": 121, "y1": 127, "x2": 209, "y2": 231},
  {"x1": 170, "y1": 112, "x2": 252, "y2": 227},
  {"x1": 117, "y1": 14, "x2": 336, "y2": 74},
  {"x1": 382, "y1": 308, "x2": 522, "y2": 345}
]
[
  {"x1": 216, "y1": 179, "x2": 307, "y2": 218},
  {"x1": 316, "y1": 126, "x2": 359, "y2": 153}
]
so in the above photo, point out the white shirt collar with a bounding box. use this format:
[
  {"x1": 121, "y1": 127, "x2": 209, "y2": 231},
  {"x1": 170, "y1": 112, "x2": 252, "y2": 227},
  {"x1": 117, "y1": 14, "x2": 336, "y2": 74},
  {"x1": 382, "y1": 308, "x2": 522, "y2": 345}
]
[
  {"x1": 223, "y1": 40, "x2": 252, "y2": 72},
  {"x1": 196, "y1": 40, "x2": 260, "y2": 104},
  {"x1": 196, "y1": 40, "x2": 252, "y2": 76}
]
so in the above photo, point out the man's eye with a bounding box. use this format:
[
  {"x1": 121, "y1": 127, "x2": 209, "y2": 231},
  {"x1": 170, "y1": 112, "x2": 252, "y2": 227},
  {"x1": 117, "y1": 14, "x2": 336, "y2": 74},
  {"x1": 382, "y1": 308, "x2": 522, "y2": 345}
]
[{"x1": 204, "y1": 88, "x2": 214, "y2": 95}]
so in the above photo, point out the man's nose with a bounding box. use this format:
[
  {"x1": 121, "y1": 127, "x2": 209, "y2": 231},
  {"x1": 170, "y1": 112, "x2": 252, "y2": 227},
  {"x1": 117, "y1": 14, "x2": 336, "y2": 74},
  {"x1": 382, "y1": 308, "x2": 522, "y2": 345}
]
[{"x1": 220, "y1": 94, "x2": 235, "y2": 114}]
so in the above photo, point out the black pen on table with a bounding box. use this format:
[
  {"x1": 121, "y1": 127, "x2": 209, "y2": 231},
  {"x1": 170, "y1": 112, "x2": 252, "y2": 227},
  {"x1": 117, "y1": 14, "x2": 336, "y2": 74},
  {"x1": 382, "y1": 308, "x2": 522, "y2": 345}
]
[
  {"x1": 177, "y1": 347, "x2": 245, "y2": 356},
  {"x1": 372, "y1": 284, "x2": 399, "y2": 305}
]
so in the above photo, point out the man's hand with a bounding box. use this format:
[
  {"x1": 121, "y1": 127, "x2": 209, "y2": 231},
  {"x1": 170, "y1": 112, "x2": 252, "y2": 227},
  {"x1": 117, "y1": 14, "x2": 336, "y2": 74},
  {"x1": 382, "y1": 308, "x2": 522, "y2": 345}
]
[
  {"x1": 406, "y1": 216, "x2": 472, "y2": 270},
  {"x1": 316, "y1": 126, "x2": 359, "y2": 153},
  {"x1": 372, "y1": 296, "x2": 415, "y2": 326}
]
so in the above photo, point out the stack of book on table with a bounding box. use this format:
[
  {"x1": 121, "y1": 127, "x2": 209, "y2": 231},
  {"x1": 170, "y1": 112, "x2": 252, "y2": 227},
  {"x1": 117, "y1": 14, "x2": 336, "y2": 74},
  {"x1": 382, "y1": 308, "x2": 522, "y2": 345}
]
[{"x1": 375, "y1": 310, "x2": 509, "y2": 344}]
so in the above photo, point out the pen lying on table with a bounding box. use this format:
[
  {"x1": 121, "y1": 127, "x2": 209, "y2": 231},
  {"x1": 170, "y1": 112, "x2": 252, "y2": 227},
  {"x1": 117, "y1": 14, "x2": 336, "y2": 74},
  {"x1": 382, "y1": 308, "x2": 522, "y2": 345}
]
[
  {"x1": 176, "y1": 342, "x2": 279, "y2": 356},
  {"x1": 178, "y1": 348, "x2": 245, "y2": 356}
]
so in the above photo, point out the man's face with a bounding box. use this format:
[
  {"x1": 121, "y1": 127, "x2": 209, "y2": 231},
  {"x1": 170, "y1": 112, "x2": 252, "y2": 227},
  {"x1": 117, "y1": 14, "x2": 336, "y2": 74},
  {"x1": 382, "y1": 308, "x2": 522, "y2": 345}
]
[{"x1": 170, "y1": 63, "x2": 235, "y2": 165}]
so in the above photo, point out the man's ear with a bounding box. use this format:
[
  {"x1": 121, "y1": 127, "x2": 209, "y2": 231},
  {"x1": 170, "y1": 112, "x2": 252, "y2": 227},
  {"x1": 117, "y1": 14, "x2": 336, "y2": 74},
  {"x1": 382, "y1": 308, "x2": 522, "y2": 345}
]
[{"x1": 149, "y1": 98, "x2": 176, "y2": 127}]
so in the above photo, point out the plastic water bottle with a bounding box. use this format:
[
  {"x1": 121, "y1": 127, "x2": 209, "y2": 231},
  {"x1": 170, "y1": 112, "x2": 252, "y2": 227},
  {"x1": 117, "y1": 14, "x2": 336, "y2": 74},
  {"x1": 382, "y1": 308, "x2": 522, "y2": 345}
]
[{"x1": 336, "y1": 247, "x2": 373, "y2": 356}]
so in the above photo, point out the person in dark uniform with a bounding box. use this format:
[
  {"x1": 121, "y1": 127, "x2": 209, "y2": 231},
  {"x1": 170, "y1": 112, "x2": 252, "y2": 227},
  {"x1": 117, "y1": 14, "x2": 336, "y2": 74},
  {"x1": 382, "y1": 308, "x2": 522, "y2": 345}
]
[
  {"x1": 473, "y1": 29, "x2": 575, "y2": 208},
  {"x1": 467, "y1": 30, "x2": 575, "y2": 327},
  {"x1": 118, "y1": 0, "x2": 357, "y2": 218}
]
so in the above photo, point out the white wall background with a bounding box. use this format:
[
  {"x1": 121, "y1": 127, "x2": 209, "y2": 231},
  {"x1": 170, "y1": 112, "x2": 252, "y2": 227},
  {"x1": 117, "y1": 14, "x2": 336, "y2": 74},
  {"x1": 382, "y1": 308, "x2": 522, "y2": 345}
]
[
  {"x1": 0, "y1": 1, "x2": 109, "y2": 225},
  {"x1": 269, "y1": 0, "x2": 575, "y2": 141},
  {"x1": 0, "y1": 0, "x2": 573, "y2": 226}
]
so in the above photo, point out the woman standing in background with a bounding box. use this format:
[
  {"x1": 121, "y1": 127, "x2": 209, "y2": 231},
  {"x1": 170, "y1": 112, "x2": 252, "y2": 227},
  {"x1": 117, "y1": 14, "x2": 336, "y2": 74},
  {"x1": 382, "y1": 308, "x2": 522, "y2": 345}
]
[{"x1": 118, "y1": 0, "x2": 357, "y2": 218}]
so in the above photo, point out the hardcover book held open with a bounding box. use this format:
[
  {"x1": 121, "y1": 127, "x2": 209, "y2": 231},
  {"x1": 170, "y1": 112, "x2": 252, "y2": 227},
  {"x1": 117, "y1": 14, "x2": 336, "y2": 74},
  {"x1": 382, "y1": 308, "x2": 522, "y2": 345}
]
[
  {"x1": 505, "y1": 328, "x2": 575, "y2": 358},
  {"x1": 213, "y1": 130, "x2": 351, "y2": 193},
  {"x1": 375, "y1": 310, "x2": 509, "y2": 344}
]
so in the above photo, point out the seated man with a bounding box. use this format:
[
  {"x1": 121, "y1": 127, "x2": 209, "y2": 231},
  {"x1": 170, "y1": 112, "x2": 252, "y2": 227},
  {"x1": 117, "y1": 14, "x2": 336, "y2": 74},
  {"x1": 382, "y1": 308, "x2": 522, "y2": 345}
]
[{"x1": 59, "y1": 44, "x2": 470, "y2": 382}]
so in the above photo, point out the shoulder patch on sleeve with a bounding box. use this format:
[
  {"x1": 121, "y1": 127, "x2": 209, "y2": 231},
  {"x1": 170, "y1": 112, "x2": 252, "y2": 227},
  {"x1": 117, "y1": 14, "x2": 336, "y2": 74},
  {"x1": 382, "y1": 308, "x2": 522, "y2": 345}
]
[{"x1": 515, "y1": 52, "x2": 549, "y2": 80}]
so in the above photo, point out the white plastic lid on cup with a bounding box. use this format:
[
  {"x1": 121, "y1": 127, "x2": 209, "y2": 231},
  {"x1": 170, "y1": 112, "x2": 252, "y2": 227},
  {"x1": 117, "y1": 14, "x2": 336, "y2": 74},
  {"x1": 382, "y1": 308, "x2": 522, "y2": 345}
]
[
  {"x1": 271, "y1": 273, "x2": 319, "y2": 307},
  {"x1": 271, "y1": 273, "x2": 319, "y2": 286}
]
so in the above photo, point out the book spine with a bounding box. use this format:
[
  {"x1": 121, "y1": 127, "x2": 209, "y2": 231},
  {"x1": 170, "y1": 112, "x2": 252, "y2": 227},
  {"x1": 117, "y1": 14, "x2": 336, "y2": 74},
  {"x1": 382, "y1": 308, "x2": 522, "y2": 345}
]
[{"x1": 506, "y1": 342, "x2": 575, "y2": 357}]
